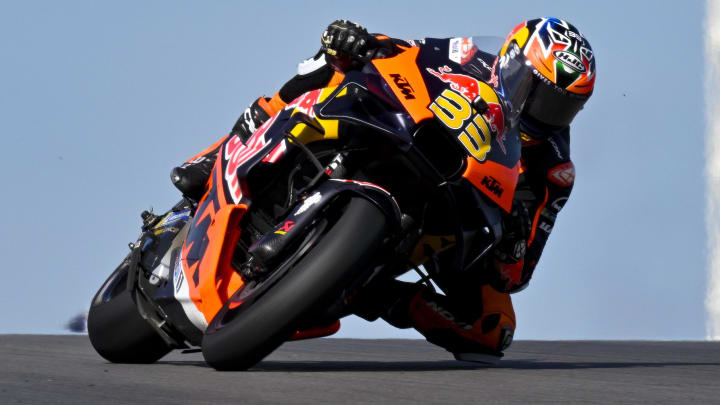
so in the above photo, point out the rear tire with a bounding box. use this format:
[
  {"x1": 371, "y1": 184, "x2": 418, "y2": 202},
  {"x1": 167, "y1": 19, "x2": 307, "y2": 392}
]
[
  {"x1": 88, "y1": 260, "x2": 172, "y2": 363},
  {"x1": 201, "y1": 197, "x2": 387, "y2": 370}
]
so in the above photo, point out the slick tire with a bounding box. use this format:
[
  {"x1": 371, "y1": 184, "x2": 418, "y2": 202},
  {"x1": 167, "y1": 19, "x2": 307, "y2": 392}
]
[
  {"x1": 201, "y1": 197, "x2": 387, "y2": 371},
  {"x1": 88, "y1": 260, "x2": 172, "y2": 363}
]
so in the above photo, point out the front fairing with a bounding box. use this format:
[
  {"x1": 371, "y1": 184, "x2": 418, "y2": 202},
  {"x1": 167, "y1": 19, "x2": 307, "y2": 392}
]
[{"x1": 315, "y1": 44, "x2": 521, "y2": 212}]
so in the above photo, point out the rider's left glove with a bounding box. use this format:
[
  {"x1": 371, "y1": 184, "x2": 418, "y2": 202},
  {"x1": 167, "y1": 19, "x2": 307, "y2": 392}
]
[{"x1": 321, "y1": 19, "x2": 395, "y2": 62}]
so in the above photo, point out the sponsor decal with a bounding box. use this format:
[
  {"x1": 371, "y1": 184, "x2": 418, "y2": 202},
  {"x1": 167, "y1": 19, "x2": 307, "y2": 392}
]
[
  {"x1": 153, "y1": 209, "x2": 191, "y2": 229},
  {"x1": 153, "y1": 226, "x2": 180, "y2": 236},
  {"x1": 499, "y1": 42, "x2": 521, "y2": 68},
  {"x1": 538, "y1": 222, "x2": 553, "y2": 233},
  {"x1": 325, "y1": 153, "x2": 345, "y2": 176},
  {"x1": 164, "y1": 210, "x2": 191, "y2": 225},
  {"x1": 566, "y1": 30, "x2": 583, "y2": 42},
  {"x1": 512, "y1": 240, "x2": 527, "y2": 259},
  {"x1": 547, "y1": 162, "x2": 575, "y2": 187},
  {"x1": 427, "y1": 66, "x2": 481, "y2": 102},
  {"x1": 448, "y1": 37, "x2": 476, "y2": 65},
  {"x1": 480, "y1": 175, "x2": 504, "y2": 197},
  {"x1": 173, "y1": 258, "x2": 184, "y2": 293},
  {"x1": 425, "y1": 301, "x2": 473, "y2": 330},
  {"x1": 488, "y1": 58, "x2": 500, "y2": 88},
  {"x1": 389, "y1": 73, "x2": 416, "y2": 100},
  {"x1": 548, "y1": 138, "x2": 564, "y2": 160},
  {"x1": 284, "y1": 89, "x2": 323, "y2": 118},
  {"x1": 275, "y1": 220, "x2": 295, "y2": 235},
  {"x1": 550, "y1": 197, "x2": 568, "y2": 211},
  {"x1": 224, "y1": 114, "x2": 279, "y2": 204},
  {"x1": 475, "y1": 56, "x2": 493, "y2": 72},
  {"x1": 554, "y1": 50, "x2": 586, "y2": 73},
  {"x1": 295, "y1": 191, "x2": 322, "y2": 215}
]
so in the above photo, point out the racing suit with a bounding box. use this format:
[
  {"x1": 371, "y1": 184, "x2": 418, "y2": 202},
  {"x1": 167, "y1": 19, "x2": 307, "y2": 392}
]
[{"x1": 172, "y1": 31, "x2": 575, "y2": 359}]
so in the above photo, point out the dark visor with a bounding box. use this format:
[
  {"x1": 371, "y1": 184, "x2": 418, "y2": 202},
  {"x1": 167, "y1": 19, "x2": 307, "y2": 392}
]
[{"x1": 524, "y1": 81, "x2": 588, "y2": 127}]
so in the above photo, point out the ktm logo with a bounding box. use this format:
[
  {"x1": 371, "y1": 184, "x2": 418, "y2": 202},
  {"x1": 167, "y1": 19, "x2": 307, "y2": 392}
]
[
  {"x1": 480, "y1": 176, "x2": 503, "y2": 197},
  {"x1": 389, "y1": 73, "x2": 416, "y2": 100}
]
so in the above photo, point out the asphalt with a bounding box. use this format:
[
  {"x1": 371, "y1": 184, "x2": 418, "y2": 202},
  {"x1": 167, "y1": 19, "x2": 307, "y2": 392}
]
[{"x1": 1, "y1": 335, "x2": 719, "y2": 404}]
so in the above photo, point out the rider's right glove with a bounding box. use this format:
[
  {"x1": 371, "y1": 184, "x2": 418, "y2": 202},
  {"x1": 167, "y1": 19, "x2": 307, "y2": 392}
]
[{"x1": 321, "y1": 19, "x2": 395, "y2": 62}]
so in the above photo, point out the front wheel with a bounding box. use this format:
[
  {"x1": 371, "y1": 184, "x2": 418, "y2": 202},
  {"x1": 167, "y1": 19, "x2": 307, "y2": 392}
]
[
  {"x1": 201, "y1": 197, "x2": 388, "y2": 370},
  {"x1": 87, "y1": 259, "x2": 172, "y2": 363}
]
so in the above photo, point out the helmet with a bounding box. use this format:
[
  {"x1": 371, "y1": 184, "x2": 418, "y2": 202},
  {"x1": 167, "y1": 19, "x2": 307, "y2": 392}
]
[{"x1": 496, "y1": 18, "x2": 596, "y2": 130}]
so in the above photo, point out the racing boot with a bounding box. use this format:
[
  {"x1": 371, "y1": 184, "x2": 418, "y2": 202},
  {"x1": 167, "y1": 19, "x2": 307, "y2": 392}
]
[
  {"x1": 170, "y1": 97, "x2": 273, "y2": 200},
  {"x1": 377, "y1": 281, "x2": 516, "y2": 363},
  {"x1": 171, "y1": 149, "x2": 218, "y2": 201}
]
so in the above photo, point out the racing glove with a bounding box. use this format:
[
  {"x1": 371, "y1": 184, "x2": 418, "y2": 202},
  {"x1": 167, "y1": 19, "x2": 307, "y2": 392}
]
[{"x1": 321, "y1": 19, "x2": 395, "y2": 62}]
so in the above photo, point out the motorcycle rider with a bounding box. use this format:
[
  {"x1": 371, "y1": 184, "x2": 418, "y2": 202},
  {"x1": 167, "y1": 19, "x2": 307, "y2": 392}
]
[{"x1": 171, "y1": 18, "x2": 596, "y2": 361}]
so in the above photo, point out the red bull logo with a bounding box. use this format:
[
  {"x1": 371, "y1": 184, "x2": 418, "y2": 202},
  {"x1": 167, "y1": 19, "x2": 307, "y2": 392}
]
[
  {"x1": 426, "y1": 65, "x2": 481, "y2": 101},
  {"x1": 224, "y1": 114, "x2": 279, "y2": 204},
  {"x1": 284, "y1": 89, "x2": 322, "y2": 118},
  {"x1": 427, "y1": 66, "x2": 506, "y2": 152}
]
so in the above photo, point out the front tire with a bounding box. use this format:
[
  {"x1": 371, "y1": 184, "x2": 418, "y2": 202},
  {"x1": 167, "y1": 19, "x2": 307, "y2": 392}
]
[
  {"x1": 201, "y1": 197, "x2": 387, "y2": 370},
  {"x1": 88, "y1": 260, "x2": 172, "y2": 363}
]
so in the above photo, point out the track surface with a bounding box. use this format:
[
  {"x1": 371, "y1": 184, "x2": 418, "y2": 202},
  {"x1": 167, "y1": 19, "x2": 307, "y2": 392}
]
[{"x1": 1, "y1": 335, "x2": 719, "y2": 404}]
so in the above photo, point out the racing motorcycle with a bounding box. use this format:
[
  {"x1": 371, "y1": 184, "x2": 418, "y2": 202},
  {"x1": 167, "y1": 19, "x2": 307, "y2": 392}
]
[{"x1": 88, "y1": 37, "x2": 521, "y2": 370}]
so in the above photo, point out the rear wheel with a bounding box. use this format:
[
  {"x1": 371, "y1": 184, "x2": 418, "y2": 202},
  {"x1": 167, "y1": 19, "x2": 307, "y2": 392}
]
[
  {"x1": 87, "y1": 259, "x2": 172, "y2": 363},
  {"x1": 201, "y1": 197, "x2": 387, "y2": 370}
]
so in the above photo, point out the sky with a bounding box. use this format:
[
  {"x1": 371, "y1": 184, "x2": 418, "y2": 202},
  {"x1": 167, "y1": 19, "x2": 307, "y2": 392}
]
[{"x1": 0, "y1": 1, "x2": 709, "y2": 340}]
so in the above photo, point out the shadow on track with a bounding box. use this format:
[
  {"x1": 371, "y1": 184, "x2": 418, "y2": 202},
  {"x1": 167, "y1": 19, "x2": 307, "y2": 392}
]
[
  {"x1": 156, "y1": 360, "x2": 488, "y2": 371},
  {"x1": 499, "y1": 360, "x2": 720, "y2": 370},
  {"x1": 155, "y1": 359, "x2": 720, "y2": 372},
  {"x1": 156, "y1": 359, "x2": 489, "y2": 371}
]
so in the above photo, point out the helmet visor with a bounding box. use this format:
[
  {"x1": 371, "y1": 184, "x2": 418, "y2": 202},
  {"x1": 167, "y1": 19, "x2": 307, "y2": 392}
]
[
  {"x1": 498, "y1": 52, "x2": 534, "y2": 125},
  {"x1": 524, "y1": 81, "x2": 588, "y2": 127}
]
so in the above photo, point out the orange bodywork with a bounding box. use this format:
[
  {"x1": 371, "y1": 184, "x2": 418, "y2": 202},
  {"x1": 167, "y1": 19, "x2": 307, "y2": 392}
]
[
  {"x1": 182, "y1": 153, "x2": 246, "y2": 324},
  {"x1": 289, "y1": 320, "x2": 341, "y2": 341},
  {"x1": 462, "y1": 158, "x2": 520, "y2": 213},
  {"x1": 372, "y1": 47, "x2": 433, "y2": 123}
]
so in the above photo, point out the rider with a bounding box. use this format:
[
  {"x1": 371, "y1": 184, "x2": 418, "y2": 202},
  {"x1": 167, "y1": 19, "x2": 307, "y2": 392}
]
[{"x1": 171, "y1": 18, "x2": 596, "y2": 361}]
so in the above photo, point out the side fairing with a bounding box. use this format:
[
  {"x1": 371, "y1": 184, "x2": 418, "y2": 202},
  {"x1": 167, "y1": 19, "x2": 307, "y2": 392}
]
[
  {"x1": 414, "y1": 41, "x2": 521, "y2": 212},
  {"x1": 178, "y1": 86, "x2": 345, "y2": 325}
]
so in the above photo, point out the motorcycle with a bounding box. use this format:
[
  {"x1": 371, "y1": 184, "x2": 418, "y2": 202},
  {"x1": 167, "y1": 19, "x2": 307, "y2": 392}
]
[{"x1": 88, "y1": 37, "x2": 521, "y2": 370}]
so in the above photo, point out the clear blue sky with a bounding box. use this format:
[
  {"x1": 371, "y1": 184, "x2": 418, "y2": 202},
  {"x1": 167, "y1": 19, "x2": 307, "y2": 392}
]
[{"x1": 0, "y1": 1, "x2": 706, "y2": 339}]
